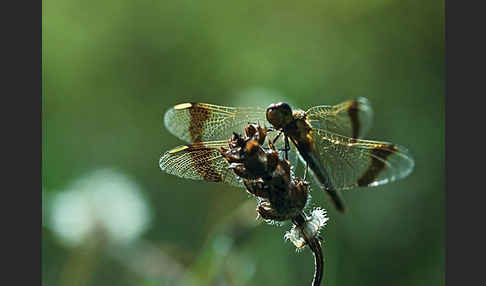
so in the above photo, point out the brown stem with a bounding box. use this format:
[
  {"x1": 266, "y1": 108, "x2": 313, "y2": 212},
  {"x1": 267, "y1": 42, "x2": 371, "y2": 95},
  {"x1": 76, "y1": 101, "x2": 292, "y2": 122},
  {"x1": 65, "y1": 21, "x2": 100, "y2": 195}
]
[
  {"x1": 308, "y1": 237, "x2": 323, "y2": 286},
  {"x1": 292, "y1": 213, "x2": 324, "y2": 286}
]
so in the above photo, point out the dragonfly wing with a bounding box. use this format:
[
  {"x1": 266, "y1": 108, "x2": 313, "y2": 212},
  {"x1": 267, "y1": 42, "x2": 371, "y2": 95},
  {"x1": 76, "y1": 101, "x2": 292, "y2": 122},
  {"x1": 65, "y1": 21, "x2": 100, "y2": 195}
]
[
  {"x1": 164, "y1": 103, "x2": 267, "y2": 143},
  {"x1": 163, "y1": 102, "x2": 302, "y2": 179},
  {"x1": 306, "y1": 97, "x2": 373, "y2": 139},
  {"x1": 159, "y1": 141, "x2": 244, "y2": 188},
  {"x1": 311, "y1": 128, "x2": 414, "y2": 191}
]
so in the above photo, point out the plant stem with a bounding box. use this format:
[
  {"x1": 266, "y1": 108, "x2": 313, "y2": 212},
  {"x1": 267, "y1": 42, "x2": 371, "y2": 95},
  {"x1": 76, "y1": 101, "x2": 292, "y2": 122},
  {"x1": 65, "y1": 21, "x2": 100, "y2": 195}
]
[{"x1": 292, "y1": 213, "x2": 324, "y2": 286}]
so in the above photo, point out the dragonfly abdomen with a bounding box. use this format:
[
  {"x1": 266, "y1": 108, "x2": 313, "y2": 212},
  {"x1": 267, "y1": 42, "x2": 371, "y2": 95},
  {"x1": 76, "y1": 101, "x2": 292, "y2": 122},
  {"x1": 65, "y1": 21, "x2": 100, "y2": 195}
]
[{"x1": 295, "y1": 140, "x2": 346, "y2": 213}]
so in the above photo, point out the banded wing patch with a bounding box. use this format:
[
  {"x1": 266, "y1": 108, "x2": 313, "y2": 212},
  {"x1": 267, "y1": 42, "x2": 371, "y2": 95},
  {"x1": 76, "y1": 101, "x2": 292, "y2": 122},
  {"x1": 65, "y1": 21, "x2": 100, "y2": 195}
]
[
  {"x1": 164, "y1": 103, "x2": 267, "y2": 143},
  {"x1": 159, "y1": 141, "x2": 244, "y2": 188},
  {"x1": 306, "y1": 97, "x2": 373, "y2": 139},
  {"x1": 310, "y1": 128, "x2": 414, "y2": 191}
]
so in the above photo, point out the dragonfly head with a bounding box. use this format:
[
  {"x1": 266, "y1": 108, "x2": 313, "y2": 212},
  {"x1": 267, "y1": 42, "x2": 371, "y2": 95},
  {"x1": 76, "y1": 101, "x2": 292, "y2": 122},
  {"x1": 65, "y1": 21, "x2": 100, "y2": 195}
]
[{"x1": 266, "y1": 102, "x2": 294, "y2": 129}]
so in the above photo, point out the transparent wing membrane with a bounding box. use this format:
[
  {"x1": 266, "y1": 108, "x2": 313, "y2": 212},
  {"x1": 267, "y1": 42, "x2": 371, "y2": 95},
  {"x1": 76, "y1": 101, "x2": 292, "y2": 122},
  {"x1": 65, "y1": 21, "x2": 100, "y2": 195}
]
[
  {"x1": 159, "y1": 141, "x2": 244, "y2": 187},
  {"x1": 306, "y1": 97, "x2": 373, "y2": 139},
  {"x1": 164, "y1": 103, "x2": 267, "y2": 143},
  {"x1": 311, "y1": 128, "x2": 414, "y2": 191}
]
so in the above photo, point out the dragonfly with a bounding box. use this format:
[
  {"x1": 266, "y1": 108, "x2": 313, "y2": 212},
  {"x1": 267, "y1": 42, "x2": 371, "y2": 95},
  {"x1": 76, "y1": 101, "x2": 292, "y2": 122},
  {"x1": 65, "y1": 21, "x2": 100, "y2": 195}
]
[{"x1": 159, "y1": 98, "x2": 415, "y2": 212}]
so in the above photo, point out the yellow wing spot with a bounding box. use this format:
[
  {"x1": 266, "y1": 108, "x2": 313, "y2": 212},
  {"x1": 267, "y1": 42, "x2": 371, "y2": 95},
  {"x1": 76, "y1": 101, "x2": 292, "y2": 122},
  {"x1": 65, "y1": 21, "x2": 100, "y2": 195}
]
[
  {"x1": 174, "y1": 103, "x2": 193, "y2": 110},
  {"x1": 168, "y1": 145, "x2": 189, "y2": 154}
]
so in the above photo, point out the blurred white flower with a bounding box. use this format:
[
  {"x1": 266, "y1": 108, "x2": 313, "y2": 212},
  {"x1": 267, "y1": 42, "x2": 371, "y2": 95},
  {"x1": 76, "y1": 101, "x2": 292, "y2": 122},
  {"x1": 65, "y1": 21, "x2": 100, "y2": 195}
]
[{"x1": 46, "y1": 168, "x2": 151, "y2": 247}]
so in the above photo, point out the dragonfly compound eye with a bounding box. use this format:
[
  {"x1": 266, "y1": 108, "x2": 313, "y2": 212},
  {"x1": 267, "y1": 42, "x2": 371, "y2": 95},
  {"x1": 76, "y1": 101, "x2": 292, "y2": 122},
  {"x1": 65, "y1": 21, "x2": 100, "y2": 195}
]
[{"x1": 266, "y1": 102, "x2": 293, "y2": 129}]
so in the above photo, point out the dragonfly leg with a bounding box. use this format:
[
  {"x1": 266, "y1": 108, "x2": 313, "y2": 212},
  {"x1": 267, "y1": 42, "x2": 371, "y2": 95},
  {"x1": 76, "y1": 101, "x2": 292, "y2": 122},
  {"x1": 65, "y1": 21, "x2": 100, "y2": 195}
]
[
  {"x1": 303, "y1": 162, "x2": 309, "y2": 181},
  {"x1": 269, "y1": 131, "x2": 289, "y2": 154},
  {"x1": 284, "y1": 135, "x2": 290, "y2": 160},
  {"x1": 271, "y1": 130, "x2": 283, "y2": 144},
  {"x1": 271, "y1": 135, "x2": 291, "y2": 158},
  {"x1": 266, "y1": 126, "x2": 276, "y2": 133}
]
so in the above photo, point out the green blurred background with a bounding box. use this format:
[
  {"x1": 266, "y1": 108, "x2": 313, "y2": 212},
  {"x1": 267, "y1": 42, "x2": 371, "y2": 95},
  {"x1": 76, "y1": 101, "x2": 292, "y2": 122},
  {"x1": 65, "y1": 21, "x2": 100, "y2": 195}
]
[{"x1": 42, "y1": 0, "x2": 444, "y2": 285}]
